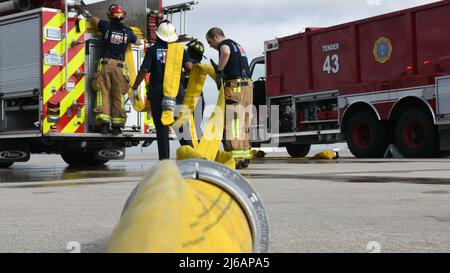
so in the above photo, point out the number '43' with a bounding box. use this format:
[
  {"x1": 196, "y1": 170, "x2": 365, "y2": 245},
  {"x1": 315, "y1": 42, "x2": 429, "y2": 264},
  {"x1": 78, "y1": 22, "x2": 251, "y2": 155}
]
[{"x1": 323, "y1": 54, "x2": 340, "y2": 74}]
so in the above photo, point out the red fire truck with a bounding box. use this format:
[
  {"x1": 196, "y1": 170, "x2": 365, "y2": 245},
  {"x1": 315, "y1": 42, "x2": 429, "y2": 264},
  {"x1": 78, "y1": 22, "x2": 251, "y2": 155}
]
[
  {"x1": 0, "y1": 0, "x2": 165, "y2": 168},
  {"x1": 250, "y1": 0, "x2": 450, "y2": 158}
]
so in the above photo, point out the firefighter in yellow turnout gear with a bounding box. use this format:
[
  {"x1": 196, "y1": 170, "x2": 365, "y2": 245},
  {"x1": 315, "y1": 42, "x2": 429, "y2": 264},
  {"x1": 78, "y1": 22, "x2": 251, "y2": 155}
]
[
  {"x1": 206, "y1": 28, "x2": 253, "y2": 169},
  {"x1": 76, "y1": 4, "x2": 142, "y2": 135},
  {"x1": 93, "y1": 58, "x2": 130, "y2": 133}
]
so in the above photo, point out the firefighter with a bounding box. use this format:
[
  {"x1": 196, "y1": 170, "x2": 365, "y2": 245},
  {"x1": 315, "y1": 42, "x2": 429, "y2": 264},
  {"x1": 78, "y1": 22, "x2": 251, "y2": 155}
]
[
  {"x1": 184, "y1": 39, "x2": 206, "y2": 112},
  {"x1": 131, "y1": 21, "x2": 193, "y2": 160},
  {"x1": 206, "y1": 27, "x2": 253, "y2": 169},
  {"x1": 75, "y1": 3, "x2": 142, "y2": 135},
  {"x1": 177, "y1": 39, "x2": 207, "y2": 146}
]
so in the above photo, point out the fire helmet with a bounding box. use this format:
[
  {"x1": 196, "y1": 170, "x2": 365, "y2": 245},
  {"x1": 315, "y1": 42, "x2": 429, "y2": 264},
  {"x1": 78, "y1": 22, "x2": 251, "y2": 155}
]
[
  {"x1": 156, "y1": 21, "x2": 179, "y2": 43},
  {"x1": 107, "y1": 4, "x2": 126, "y2": 21},
  {"x1": 186, "y1": 39, "x2": 205, "y2": 61}
]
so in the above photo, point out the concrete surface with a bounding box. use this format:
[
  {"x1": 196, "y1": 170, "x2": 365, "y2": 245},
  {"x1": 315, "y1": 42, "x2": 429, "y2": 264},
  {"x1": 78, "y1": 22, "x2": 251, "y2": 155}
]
[{"x1": 0, "y1": 148, "x2": 449, "y2": 253}]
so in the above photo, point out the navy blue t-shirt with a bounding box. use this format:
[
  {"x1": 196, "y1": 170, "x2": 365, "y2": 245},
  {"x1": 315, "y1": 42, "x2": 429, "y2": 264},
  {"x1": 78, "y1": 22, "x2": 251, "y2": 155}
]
[
  {"x1": 218, "y1": 39, "x2": 251, "y2": 80},
  {"x1": 98, "y1": 20, "x2": 137, "y2": 61},
  {"x1": 140, "y1": 40, "x2": 190, "y2": 86}
]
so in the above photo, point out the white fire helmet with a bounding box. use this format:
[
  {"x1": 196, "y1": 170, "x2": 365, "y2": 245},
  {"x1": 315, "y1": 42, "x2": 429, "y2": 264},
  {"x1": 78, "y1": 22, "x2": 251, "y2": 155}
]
[{"x1": 156, "y1": 21, "x2": 179, "y2": 43}]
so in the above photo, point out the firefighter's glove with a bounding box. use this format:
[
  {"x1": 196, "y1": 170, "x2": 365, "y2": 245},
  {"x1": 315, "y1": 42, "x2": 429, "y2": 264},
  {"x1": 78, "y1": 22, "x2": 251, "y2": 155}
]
[
  {"x1": 161, "y1": 97, "x2": 177, "y2": 126},
  {"x1": 215, "y1": 72, "x2": 223, "y2": 90},
  {"x1": 210, "y1": 59, "x2": 223, "y2": 90}
]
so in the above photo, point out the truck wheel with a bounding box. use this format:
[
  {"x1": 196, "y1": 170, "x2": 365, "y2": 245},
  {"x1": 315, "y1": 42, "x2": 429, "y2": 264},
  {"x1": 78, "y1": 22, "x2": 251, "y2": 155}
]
[
  {"x1": 395, "y1": 108, "x2": 438, "y2": 158},
  {"x1": 286, "y1": 144, "x2": 311, "y2": 158},
  {"x1": 346, "y1": 111, "x2": 388, "y2": 158},
  {"x1": 0, "y1": 162, "x2": 13, "y2": 168},
  {"x1": 61, "y1": 153, "x2": 109, "y2": 167}
]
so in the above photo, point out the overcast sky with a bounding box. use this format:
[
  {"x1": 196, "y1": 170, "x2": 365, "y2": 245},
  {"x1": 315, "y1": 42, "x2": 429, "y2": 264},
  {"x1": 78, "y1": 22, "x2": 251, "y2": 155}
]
[
  {"x1": 163, "y1": 0, "x2": 439, "y2": 61},
  {"x1": 86, "y1": 0, "x2": 440, "y2": 62}
]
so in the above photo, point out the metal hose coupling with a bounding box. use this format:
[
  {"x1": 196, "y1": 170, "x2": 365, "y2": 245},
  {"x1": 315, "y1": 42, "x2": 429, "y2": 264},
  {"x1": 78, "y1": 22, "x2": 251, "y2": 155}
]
[
  {"x1": 162, "y1": 97, "x2": 177, "y2": 111},
  {"x1": 177, "y1": 160, "x2": 270, "y2": 253}
]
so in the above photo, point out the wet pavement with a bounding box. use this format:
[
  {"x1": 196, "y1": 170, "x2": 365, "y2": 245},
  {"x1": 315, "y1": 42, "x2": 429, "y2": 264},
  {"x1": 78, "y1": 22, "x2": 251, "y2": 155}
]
[
  {"x1": 0, "y1": 157, "x2": 155, "y2": 184},
  {"x1": 3, "y1": 154, "x2": 449, "y2": 184},
  {"x1": 0, "y1": 152, "x2": 449, "y2": 252}
]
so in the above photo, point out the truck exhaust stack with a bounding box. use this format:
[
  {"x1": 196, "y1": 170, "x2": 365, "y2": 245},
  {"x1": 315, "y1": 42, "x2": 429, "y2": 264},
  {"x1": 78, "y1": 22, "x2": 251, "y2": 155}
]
[{"x1": 0, "y1": 0, "x2": 31, "y2": 14}]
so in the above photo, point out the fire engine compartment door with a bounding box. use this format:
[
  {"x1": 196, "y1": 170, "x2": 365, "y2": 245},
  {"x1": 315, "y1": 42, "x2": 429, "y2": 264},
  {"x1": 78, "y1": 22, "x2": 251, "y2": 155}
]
[
  {"x1": 0, "y1": 14, "x2": 41, "y2": 95},
  {"x1": 436, "y1": 76, "x2": 450, "y2": 123}
]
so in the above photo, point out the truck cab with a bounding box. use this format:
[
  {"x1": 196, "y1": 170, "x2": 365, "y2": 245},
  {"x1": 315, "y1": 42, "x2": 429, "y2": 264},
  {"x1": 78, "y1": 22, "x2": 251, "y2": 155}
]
[{"x1": 249, "y1": 56, "x2": 319, "y2": 157}]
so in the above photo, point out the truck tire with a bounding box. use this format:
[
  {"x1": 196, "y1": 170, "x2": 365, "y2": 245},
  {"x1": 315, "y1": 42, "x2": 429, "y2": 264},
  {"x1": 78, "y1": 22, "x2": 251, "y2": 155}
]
[
  {"x1": 286, "y1": 144, "x2": 311, "y2": 158},
  {"x1": 0, "y1": 162, "x2": 13, "y2": 168},
  {"x1": 346, "y1": 111, "x2": 388, "y2": 158},
  {"x1": 395, "y1": 108, "x2": 438, "y2": 158},
  {"x1": 61, "y1": 153, "x2": 109, "y2": 167}
]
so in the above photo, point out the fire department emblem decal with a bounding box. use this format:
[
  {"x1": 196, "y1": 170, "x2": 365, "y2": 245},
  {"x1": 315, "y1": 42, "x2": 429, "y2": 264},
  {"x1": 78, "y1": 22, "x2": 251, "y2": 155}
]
[{"x1": 373, "y1": 37, "x2": 392, "y2": 64}]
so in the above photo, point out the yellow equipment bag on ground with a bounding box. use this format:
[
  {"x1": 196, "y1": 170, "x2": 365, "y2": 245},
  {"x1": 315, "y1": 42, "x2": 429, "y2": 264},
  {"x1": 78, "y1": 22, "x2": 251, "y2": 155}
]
[
  {"x1": 251, "y1": 149, "x2": 339, "y2": 160},
  {"x1": 311, "y1": 150, "x2": 339, "y2": 160}
]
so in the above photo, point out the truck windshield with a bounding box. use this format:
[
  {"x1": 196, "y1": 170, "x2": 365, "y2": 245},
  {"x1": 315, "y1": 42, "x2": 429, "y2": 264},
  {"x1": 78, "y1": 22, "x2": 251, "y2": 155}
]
[{"x1": 251, "y1": 61, "x2": 266, "y2": 82}]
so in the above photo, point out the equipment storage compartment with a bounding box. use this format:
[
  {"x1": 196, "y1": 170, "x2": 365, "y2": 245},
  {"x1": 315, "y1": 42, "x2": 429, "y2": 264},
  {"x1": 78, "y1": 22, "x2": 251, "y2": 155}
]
[
  {"x1": 295, "y1": 91, "x2": 339, "y2": 132},
  {"x1": 0, "y1": 13, "x2": 41, "y2": 95},
  {"x1": 0, "y1": 11, "x2": 41, "y2": 134},
  {"x1": 0, "y1": 95, "x2": 39, "y2": 132}
]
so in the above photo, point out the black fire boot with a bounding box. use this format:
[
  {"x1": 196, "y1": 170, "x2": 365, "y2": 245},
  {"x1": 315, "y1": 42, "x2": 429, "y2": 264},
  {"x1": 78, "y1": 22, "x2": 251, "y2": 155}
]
[
  {"x1": 243, "y1": 159, "x2": 251, "y2": 168},
  {"x1": 236, "y1": 160, "x2": 249, "y2": 170},
  {"x1": 98, "y1": 123, "x2": 110, "y2": 135},
  {"x1": 112, "y1": 127, "x2": 122, "y2": 136}
]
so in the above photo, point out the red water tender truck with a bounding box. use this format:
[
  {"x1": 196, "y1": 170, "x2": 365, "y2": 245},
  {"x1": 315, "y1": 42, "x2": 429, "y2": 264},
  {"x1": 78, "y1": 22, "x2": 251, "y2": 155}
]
[{"x1": 250, "y1": 0, "x2": 450, "y2": 158}]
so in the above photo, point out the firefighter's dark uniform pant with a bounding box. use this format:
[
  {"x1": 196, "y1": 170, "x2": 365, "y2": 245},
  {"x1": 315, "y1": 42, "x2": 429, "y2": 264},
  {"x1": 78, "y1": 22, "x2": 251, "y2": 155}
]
[
  {"x1": 92, "y1": 58, "x2": 130, "y2": 128},
  {"x1": 148, "y1": 84, "x2": 178, "y2": 160},
  {"x1": 223, "y1": 78, "x2": 253, "y2": 160},
  {"x1": 175, "y1": 89, "x2": 205, "y2": 148}
]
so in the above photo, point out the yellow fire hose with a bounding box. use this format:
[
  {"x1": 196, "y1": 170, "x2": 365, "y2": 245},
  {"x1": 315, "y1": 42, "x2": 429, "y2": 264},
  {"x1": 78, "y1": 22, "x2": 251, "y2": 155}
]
[
  {"x1": 125, "y1": 42, "x2": 151, "y2": 112},
  {"x1": 107, "y1": 46, "x2": 269, "y2": 253},
  {"x1": 108, "y1": 159, "x2": 269, "y2": 253},
  {"x1": 161, "y1": 43, "x2": 185, "y2": 126},
  {"x1": 251, "y1": 149, "x2": 339, "y2": 160}
]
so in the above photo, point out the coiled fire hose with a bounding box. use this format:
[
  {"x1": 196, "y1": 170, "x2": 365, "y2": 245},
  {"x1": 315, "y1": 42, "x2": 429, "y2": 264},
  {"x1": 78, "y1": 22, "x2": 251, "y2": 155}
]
[{"x1": 107, "y1": 44, "x2": 270, "y2": 253}]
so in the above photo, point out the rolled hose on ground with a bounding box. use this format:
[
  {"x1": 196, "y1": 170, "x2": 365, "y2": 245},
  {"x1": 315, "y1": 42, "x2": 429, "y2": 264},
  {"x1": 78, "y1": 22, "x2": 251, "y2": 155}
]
[{"x1": 107, "y1": 159, "x2": 269, "y2": 253}]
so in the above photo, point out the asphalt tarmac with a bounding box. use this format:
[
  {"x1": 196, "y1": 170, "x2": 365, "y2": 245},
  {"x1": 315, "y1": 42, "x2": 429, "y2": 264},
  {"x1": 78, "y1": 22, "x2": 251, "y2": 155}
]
[{"x1": 0, "y1": 150, "x2": 449, "y2": 253}]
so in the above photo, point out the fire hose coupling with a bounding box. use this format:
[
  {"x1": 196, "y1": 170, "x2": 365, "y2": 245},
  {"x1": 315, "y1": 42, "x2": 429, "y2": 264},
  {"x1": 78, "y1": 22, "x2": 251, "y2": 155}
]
[
  {"x1": 71, "y1": 0, "x2": 92, "y2": 18},
  {"x1": 79, "y1": 9, "x2": 91, "y2": 18},
  {"x1": 161, "y1": 97, "x2": 177, "y2": 111},
  {"x1": 177, "y1": 160, "x2": 270, "y2": 253}
]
